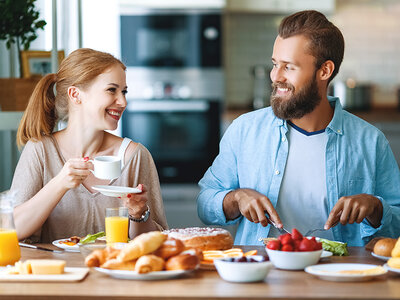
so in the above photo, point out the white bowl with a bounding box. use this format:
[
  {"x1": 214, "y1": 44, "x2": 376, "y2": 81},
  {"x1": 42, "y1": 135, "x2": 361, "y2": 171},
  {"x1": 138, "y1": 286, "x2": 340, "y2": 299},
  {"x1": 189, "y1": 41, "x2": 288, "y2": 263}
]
[
  {"x1": 266, "y1": 248, "x2": 322, "y2": 270},
  {"x1": 214, "y1": 255, "x2": 273, "y2": 283}
]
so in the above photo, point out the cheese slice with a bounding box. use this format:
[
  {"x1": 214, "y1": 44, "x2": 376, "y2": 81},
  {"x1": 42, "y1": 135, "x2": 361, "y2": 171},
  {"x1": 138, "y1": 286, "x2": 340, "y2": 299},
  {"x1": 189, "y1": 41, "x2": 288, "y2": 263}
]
[{"x1": 28, "y1": 259, "x2": 66, "y2": 275}]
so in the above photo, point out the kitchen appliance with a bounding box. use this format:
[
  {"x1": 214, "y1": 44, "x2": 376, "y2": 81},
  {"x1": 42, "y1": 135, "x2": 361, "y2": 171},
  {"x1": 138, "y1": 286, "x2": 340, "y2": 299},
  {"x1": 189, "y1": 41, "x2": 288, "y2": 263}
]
[
  {"x1": 121, "y1": 100, "x2": 221, "y2": 183},
  {"x1": 120, "y1": 8, "x2": 224, "y2": 100},
  {"x1": 332, "y1": 80, "x2": 372, "y2": 111}
]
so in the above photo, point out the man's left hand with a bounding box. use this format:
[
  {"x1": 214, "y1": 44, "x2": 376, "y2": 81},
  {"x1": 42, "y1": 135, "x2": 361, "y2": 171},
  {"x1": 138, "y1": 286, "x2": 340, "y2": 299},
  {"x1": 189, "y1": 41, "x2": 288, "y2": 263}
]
[{"x1": 325, "y1": 194, "x2": 383, "y2": 229}]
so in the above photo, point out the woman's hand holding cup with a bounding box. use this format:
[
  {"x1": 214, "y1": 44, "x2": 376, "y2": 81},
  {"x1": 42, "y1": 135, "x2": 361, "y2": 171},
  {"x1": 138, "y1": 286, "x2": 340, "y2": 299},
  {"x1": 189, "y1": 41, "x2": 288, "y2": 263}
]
[{"x1": 56, "y1": 157, "x2": 93, "y2": 190}]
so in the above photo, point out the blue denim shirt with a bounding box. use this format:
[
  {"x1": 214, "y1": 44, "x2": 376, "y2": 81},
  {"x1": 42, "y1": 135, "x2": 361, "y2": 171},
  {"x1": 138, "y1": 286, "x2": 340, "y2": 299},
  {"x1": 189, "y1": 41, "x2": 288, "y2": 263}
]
[{"x1": 197, "y1": 97, "x2": 400, "y2": 246}]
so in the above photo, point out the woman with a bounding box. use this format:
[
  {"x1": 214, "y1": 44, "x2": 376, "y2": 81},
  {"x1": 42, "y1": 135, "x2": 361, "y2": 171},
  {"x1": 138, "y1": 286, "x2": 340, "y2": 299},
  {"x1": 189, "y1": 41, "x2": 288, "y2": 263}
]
[{"x1": 11, "y1": 48, "x2": 168, "y2": 243}]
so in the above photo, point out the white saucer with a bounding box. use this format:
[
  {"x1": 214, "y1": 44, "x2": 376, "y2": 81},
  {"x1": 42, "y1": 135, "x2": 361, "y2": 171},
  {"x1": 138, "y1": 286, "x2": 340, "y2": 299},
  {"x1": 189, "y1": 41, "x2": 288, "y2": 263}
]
[
  {"x1": 371, "y1": 252, "x2": 390, "y2": 261},
  {"x1": 92, "y1": 185, "x2": 141, "y2": 197}
]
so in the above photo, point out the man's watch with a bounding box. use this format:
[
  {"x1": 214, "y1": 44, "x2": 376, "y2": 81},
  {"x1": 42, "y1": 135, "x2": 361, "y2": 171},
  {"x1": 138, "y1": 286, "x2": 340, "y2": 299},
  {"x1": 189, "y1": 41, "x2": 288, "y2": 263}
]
[{"x1": 129, "y1": 205, "x2": 150, "y2": 223}]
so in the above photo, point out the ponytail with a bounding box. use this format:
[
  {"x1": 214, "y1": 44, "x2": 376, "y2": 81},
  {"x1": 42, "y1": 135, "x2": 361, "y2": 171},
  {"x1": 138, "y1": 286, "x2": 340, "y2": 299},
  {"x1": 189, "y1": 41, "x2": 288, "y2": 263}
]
[{"x1": 16, "y1": 73, "x2": 57, "y2": 148}]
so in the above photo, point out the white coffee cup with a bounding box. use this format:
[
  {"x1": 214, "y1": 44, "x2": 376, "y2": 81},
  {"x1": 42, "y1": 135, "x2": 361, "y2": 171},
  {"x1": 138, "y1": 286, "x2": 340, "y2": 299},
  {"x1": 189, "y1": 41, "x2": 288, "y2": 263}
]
[{"x1": 89, "y1": 156, "x2": 121, "y2": 180}]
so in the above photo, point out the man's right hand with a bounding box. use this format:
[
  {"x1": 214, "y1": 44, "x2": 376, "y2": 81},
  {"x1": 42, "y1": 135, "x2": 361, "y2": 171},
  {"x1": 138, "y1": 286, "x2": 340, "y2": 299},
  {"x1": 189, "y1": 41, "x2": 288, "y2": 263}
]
[{"x1": 223, "y1": 188, "x2": 282, "y2": 227}]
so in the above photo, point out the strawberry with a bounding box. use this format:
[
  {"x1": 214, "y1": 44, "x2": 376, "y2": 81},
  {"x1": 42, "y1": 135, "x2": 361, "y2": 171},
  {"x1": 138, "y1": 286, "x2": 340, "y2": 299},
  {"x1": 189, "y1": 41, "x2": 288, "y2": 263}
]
[
  {"x1": 291, "y1": 228, "x2": 303, "y2": 241},
  {"x1": 266, "y1": 239, "x2": 281, "y2": 250},
  {"x1": 298, "y1": 237, "x2": 315, "y2": 252},
  {"x1": 281, "y1": 244, "x2": 294, "y2": 252},
  {"x1": 314, "y1": 241, "x2": 323, "y2": 250},
  {"x1": 293, "y1": 239, "x2": 302, "y2": 251},
  {"x1": 279, "y1": 233, "x2": 293, "y2": 245}
]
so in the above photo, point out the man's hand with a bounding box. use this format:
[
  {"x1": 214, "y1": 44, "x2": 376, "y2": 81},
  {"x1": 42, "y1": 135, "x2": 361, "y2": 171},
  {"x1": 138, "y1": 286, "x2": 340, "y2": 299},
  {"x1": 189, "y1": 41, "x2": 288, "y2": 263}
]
[
  {"x1": 325, "y1": 194, "x2": 383, "y2": 229},
  {"x1": 223, "y1": 188, "x2": 282, "y2": 227}
]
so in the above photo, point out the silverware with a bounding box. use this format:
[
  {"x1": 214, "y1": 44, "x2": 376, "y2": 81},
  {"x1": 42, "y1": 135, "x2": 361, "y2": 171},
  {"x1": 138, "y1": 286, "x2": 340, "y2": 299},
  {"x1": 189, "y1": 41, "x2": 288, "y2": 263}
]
[
  {"x1": 18, "y1": 242, "x2": 64, "y2": 253},
  {"x1": 267, "y1": 219, "x2": 290, "y2": 235},
  {"x1": 305, "y1": 221, "x2": 339, "y2": 237}
]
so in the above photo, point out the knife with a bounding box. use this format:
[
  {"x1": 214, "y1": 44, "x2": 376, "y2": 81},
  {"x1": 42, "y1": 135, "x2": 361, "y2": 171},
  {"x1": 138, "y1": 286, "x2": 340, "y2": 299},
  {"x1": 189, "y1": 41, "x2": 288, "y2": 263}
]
[{"x1": 19, "y1": 242, "x2": 64, "y2": 253}]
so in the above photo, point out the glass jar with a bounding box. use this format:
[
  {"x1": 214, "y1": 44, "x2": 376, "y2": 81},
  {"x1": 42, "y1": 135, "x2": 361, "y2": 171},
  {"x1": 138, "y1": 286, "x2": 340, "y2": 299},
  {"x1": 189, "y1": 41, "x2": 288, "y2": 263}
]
[{"x1": 0, "y1": 190, "x2": 21, "y2": 266}]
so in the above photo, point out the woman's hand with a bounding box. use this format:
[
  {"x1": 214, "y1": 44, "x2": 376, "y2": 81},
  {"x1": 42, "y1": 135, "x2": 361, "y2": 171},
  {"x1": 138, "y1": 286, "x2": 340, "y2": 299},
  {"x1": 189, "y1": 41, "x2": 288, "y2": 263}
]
[
  {"x1": 121, "y1": 184, "x2": 149, "y2": 219},
  {"x1": 55, "y1": 157, "x2": 92, "y2": 190}
]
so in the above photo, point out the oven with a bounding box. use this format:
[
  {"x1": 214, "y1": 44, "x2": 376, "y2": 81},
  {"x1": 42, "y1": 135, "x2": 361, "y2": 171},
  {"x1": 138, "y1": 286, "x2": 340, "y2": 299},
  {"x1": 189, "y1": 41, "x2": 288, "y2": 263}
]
[{"x1": 121, "y1": 100, "x2": 221, "y2": 183}]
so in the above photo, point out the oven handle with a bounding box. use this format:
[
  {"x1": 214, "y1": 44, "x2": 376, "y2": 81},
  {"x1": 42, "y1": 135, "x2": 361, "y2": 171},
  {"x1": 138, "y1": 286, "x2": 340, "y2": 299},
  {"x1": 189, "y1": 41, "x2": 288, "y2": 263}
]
[{"x1": 126, "y1": 100, "x2": 209, "y2": 112}]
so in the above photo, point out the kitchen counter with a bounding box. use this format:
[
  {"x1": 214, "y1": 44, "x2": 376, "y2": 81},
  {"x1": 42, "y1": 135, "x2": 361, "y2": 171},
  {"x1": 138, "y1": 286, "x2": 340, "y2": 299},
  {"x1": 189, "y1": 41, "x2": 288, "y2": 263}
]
[{"x1": 2, "y1": 245, "x2": 400, "y2": 299}]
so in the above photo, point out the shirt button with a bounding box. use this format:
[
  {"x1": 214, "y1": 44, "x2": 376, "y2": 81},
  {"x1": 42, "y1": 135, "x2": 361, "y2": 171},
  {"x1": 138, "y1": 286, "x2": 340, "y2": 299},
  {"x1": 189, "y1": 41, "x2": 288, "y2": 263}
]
[
  {"x1": 282, "y1": 137, "x2": 286, "y2": 142},
  {"x1": 275, "y1": 170, "x2": 280, "y2": 175},
  {"x1": 337, "y1": 129, "x2": 341, "y2": 133}
]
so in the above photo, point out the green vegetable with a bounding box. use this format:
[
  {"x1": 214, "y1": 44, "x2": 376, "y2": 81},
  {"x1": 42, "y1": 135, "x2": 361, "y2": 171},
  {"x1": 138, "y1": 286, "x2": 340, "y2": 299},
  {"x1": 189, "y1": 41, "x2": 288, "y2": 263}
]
[
  {"x1": 79, "y1": 231, "x2": 105, "y2": 244},
  {"x1": 319, "y1": 238, "x2": 349, "y2": 256}
]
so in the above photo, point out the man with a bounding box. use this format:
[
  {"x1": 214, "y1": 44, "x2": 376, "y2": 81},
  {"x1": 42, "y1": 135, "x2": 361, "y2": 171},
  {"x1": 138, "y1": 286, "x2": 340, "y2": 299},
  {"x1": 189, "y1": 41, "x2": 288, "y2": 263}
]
[{"x1": 197, "y1": 10, "x2": 400, "y2": 246}]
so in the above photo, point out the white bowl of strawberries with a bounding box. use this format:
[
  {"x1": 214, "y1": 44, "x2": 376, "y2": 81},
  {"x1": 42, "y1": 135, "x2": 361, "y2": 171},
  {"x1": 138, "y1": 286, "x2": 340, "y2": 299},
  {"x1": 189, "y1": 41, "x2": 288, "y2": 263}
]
[{"x1": 265, "y1": 229, "x2": 323, "y2": 270}]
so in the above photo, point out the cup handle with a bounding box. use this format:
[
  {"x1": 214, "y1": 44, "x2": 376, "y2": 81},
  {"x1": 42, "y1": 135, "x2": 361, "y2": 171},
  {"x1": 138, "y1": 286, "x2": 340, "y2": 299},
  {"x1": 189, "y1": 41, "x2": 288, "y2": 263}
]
[{"x1": 87, "y1": 160, "x2": 95, "y2": 175}]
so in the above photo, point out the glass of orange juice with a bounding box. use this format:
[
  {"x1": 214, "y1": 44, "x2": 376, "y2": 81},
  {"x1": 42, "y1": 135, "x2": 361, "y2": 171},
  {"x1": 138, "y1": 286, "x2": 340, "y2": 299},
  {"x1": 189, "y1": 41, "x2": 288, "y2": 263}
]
[
  {"x1": 105, "y1": 207, "x2": 129, "y2": 244},
  {"x1": 0, "y1": 191, "x2": 21, "y2": 266}
]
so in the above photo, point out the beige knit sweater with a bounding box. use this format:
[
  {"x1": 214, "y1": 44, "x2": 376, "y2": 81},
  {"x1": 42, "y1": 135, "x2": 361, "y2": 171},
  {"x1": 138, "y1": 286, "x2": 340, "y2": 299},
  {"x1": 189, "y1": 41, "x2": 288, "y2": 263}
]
[{"x1": 10, "y1": 135, "x2": 168, "y2": 243}]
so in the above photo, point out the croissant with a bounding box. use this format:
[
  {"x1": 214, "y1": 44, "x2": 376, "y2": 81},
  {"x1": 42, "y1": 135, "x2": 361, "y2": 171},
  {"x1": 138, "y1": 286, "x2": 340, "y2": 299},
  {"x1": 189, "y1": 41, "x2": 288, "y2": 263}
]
[
  {"x1": 101, "y1": 258, "x2": 136, "y2": 270},
  {"x1": 85, "y1": 249, "x2": 107, "y2": 267},
  {"x1": 153, "y1": 238, "x2": 185, "y2": 259},
  {"x1": 117, "y1": 231, "x2": 167, "y2": 262},
  {"x1": 134, "y1": 254, "x2": 165, "y2": 274}
]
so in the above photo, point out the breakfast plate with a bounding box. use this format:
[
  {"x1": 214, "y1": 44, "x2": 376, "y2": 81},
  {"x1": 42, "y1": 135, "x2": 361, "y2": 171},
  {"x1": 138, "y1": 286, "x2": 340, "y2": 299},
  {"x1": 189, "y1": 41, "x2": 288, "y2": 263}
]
[
  {"x1": 94, "y1": 267, "x2": 192, "y2": 280},
  {"x1": 371, "y1": 252, "x2": 390, "y2": 261},
  {"x1": 383, "y1": 263, "x2": 400, "y2": 274},
  {"x1": 52, "y1": 239, "x2": 80, "y2": 252},
  {"x1": 92, "y1": 185, "x2": 141, "y2": 197},
  {"x1": 305, "y1": 263, "x2": 387, "y2": 282},
  {"x1": 0, "y1": 267, "x2": 89, "y2": 282}
]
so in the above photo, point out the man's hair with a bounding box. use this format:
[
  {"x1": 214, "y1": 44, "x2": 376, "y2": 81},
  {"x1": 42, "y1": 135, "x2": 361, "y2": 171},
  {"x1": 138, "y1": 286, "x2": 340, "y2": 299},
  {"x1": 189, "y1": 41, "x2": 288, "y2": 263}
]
[{"x1": 278, "y1": 10, "x2": 344, "y2": 83}]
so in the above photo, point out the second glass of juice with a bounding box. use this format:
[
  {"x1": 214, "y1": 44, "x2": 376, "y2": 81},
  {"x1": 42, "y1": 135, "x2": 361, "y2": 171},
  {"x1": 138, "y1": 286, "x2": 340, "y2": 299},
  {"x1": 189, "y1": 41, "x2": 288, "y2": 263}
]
[{"x1": 105, "y1": 207, "x2": 129, "y2": 244}]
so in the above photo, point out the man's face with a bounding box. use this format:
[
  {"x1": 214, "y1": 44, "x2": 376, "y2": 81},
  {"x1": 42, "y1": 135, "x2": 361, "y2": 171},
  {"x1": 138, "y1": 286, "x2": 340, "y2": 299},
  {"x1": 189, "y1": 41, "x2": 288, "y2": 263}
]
[{"x1": 270, "y1": 35, "x2": 322, "y2": 120}]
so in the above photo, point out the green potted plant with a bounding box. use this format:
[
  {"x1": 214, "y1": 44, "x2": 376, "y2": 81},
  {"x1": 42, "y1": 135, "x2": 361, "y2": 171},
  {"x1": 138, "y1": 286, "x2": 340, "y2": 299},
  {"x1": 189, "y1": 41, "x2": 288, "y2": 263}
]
[
  {"x1": 0, "y1": 0, "x2": 46, "y2": 77},
  {"x1": 0, "y1": 0, "x2": 46, "y2": 111}
]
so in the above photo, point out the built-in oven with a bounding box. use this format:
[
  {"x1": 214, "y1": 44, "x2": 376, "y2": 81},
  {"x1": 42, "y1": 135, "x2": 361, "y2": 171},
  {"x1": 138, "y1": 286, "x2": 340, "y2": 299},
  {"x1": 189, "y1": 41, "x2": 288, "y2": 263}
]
[{"x1": 121, "y1": 100, "x2": 221, "y2": 183}]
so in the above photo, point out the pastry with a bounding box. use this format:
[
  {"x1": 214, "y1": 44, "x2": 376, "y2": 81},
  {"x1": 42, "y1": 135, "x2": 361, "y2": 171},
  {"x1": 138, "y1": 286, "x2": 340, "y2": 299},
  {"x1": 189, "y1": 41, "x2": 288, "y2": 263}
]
[
  {"x1": 153, "y1": 238, "x2": 185, "y2": 259},
  {"x1": 134, "y1": 254, "x2": 165, "y2": 274}
]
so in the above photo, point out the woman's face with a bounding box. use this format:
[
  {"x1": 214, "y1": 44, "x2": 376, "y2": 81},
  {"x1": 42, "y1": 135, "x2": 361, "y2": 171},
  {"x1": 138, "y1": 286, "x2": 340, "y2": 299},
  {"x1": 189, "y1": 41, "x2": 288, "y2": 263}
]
[{"x1": 80, "y1": 64, "x2": 127, "y2": 131}]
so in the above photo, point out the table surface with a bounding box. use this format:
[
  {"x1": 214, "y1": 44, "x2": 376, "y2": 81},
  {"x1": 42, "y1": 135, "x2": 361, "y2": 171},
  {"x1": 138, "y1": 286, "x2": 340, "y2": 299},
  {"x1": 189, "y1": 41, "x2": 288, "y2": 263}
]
[{"x1": 1, "y1": 245, "x2": 399, "y2": 300}]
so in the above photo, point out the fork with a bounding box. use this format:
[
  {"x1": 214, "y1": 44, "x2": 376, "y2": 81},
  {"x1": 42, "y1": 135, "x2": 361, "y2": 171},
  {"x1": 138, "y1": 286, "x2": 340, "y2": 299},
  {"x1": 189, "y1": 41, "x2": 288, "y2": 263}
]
[{"x1": 305, "y1": 221, "x2": 339, "y2": 237}]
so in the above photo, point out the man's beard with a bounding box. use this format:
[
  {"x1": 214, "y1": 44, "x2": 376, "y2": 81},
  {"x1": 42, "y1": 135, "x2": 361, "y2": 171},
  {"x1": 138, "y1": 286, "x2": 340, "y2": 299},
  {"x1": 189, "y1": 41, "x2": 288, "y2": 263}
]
[{"x1": 270, "y1": 74, "x2": 321, "y2": 120}]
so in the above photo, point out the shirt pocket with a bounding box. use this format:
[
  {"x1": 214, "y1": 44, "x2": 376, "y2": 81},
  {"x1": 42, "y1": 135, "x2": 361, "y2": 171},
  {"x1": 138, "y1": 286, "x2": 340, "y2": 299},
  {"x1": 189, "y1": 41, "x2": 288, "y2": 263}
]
[{"x1": 346, "y1": 178, "x2": 373, "y2": 196}]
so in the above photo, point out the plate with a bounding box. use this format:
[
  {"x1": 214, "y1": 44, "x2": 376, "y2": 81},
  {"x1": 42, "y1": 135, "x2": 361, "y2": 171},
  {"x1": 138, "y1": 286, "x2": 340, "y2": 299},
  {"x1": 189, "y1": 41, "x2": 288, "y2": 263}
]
[
  {"x1": 384, "y1": 263, "x2": 400, "y2": 274},
  {"x1": 0, "y1": 267, "x2": 89, "y2": 282},
  {"x1": 305, "y1": 263, "x2": 387, "y2": 282},
  {"x1": 52, "y1": 239, "x2": 80, "y2": 252},
  {"x1": 321, "y1": 250, "x2": 333, "y2": 258},
  {"x1": 92, "y1": 185, "x2": 141, "y2": 197},
  {"x1": 371, "y1": 252, "x2": 390, "y2": 261},
  {"x1": 94, "y1": 267, "x2": 191, "y2": 280}
]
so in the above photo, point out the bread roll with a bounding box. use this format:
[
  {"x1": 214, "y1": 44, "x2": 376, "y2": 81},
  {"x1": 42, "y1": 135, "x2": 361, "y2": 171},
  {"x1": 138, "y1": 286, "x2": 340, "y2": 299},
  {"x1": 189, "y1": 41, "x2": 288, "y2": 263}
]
[
  {"x1": 135, "y1": 255, "x2": 165, "y2": 274},
  {"x1": 373, "y1": 238, "x2": 397, "y2": 257},
  {"x1": 388, "y1": 257, "x2": 400, "y2": 269},
  {"x1": 101, "y1": 258, "x2": 136, "y2": 270},
  {"x1": 117, "y1": 231, "x2": 167, "y2": 262},
  {"x1": 153, "y1": 238, "x2": 185, "y2": 259},
  {"x1": 165, "y1": 250, "x2": 200, "y2": 271},
  {"x1": 163, "y1": 227, "x2": 233, "y2": 251}
]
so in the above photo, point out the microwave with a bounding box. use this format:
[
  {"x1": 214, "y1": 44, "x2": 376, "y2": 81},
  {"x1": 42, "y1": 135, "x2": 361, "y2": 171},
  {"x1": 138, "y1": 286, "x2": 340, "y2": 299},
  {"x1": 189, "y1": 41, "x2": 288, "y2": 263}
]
[
  {"x1": 120, "y1": 9, "x2": 221, "y2": 68},
  {"x1": 121, "y1": 100, "x2": 221, "y2": 183}
]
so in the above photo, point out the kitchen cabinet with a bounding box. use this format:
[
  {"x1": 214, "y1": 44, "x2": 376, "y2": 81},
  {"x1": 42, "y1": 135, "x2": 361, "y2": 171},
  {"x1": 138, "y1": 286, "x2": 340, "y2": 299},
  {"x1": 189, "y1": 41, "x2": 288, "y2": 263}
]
[{"x1": 226, "y1": 0, "x2": 335, "y2": 14}]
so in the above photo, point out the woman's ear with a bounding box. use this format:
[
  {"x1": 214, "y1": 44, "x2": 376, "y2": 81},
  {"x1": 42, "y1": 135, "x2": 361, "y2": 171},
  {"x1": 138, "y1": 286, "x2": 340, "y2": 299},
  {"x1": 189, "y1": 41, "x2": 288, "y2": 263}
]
[
  {"x1": 67, "y1": 86, "x2": 81, "y2": 104},
  {"x1": 318, "y1": 60, "x2": 335, "y2": 81}
]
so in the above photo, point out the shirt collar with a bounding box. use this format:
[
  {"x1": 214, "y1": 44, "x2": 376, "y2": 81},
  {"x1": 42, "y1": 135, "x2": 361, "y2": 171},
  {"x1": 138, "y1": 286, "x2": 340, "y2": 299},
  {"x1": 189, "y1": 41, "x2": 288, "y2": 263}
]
[{"x1": 273, "y1": 96, "x2": 344, "y2": 136}]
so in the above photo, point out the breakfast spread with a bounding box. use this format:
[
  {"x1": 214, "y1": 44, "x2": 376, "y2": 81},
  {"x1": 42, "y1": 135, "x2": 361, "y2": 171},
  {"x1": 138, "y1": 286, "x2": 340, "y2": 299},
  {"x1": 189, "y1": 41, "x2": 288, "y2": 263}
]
[
  {"x1": 163, "y1": 227, "x2": 234, "y2": 251},
  {"x1": 84, "y1": 231, "x2": 201, "y2": 273}
]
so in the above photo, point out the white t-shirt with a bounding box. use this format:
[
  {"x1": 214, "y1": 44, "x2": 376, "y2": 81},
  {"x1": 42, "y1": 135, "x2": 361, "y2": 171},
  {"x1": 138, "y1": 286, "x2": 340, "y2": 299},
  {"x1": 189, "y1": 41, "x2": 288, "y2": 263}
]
[{"x1": 269, "y1": 122, "x2": 334, "y2": 240}]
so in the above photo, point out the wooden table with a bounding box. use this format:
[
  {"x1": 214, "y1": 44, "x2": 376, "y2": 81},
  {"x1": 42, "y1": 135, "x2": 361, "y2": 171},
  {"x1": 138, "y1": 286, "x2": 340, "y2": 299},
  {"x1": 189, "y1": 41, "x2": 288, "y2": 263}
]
[{"x1": 1, "y1": 245, "x2": 400, "y2": 300}]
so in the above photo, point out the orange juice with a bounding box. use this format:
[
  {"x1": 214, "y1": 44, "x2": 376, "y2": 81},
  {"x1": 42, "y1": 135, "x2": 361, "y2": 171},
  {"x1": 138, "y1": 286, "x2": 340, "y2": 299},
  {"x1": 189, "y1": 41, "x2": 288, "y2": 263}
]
[
  {"x1": 105, "y1": 216, "x2": 129, "y2": 243},
  {"x1": 0, "y1": 229, "x2": 21, "y2": 266}
]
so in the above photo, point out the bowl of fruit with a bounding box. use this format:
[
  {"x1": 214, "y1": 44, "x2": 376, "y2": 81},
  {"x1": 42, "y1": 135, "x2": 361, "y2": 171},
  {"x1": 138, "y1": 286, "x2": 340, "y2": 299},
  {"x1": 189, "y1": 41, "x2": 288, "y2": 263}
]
[
  {"x1": 214, "y1": 255, "x2": 272, "y2": 283},
  {"x1": 265, "y1": 229, "x2": 323, "y2": 270}
]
